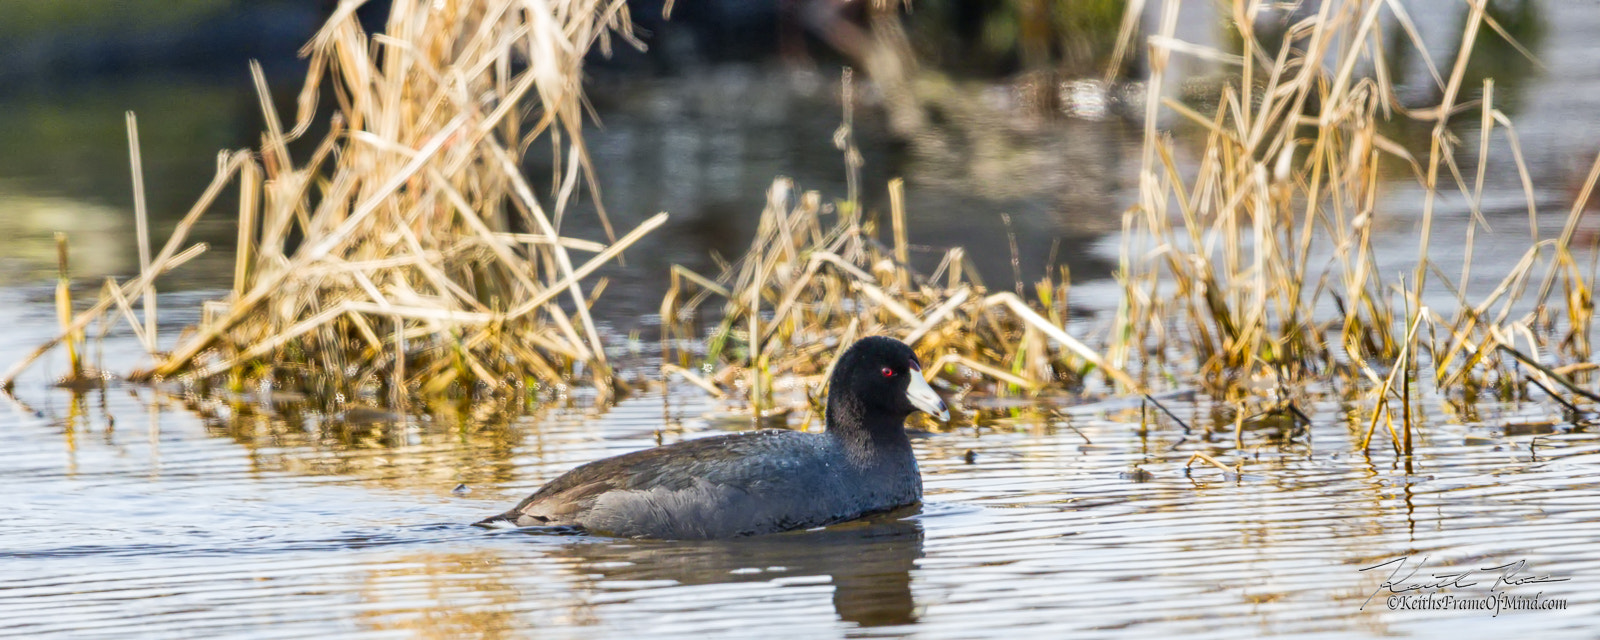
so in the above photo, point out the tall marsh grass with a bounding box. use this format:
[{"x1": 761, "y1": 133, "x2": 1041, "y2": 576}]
[
  {"x1": 12, "y1": 0, "x2": 1600, "y2": 450},
  {"x1": 659, "y1": 174, "x2": 1134, "y2": 425},
  {"x1": 3, "y1": 0, "x2": 659, "y2": 407},
  {"x1": 661, "y1": 0, "x2": 1600, "y2": 449},
  {"x1": 1114, "y1": 0, "x2": 1600, "y2": 451}
]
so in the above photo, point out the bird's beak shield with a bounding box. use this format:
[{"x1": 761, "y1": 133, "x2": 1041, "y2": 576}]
[{"x1": 905, "y1": 364, "x2": 950, "y2": 421}]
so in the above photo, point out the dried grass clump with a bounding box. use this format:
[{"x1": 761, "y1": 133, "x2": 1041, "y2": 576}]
[
  {"x1": 1115, "y1": 1, "x2": 1600, "y2": 450},
  {"x1": 3, "y1": 0, "x2": 661, "y2": 407},
  {"x1": 660, "y1": 176, "x2": 1135, "y2": 421}
]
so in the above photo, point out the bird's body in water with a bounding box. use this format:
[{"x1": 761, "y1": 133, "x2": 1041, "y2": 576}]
[{"x1": 476, "y1": 336, "x2": 948, "y2": 539}]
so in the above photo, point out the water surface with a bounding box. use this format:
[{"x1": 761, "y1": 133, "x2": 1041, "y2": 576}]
[{"x1": 4, "y1": 300, "x2": 1600, "y2": 638}]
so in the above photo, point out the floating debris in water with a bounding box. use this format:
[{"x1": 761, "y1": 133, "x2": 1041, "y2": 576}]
[
  {"x1": 337, "y1": 407, "x2": 402, "y2": 424},
  {"x1": 452, "y1": 484, "x2": 471, "y2": 496},
  {"x1": 963, "y1": 449, "x2": 977, "y2": 464},
  {"x1": 1504, "y1": 421, "x2": 1559, "y2": 437}
]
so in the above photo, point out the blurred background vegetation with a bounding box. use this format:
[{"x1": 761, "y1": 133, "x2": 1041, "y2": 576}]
[{"x1": 0, "y1": 0, "x2": 1566, "y2": 307}]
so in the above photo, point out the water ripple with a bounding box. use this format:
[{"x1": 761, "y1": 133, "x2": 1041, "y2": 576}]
[{"x1": 4, "y1": 367, "x2": 1600, "y2": 638}]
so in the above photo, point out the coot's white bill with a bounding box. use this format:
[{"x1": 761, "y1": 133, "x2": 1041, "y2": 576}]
[{"x1": 906, "y1": 364, "x2": 949, "y2": 421}]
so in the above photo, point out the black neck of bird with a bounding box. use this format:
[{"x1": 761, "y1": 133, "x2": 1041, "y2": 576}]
[{"x1": 826, "y1": 391, "x2": 912, "y2": 458}]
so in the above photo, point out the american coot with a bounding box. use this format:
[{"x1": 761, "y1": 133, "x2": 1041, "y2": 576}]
[{"x1": 476, "y1": 336, "x2": 949, "y2": 539}]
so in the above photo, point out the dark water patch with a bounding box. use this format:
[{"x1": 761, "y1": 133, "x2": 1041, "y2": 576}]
[{"x1": 0, "y1": 523, "x2": 503, "y2": 561}]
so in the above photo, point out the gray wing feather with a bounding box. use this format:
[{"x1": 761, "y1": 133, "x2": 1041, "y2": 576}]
[{"x1": 488, "y1": 430, "x2": 856, "y2": 538}]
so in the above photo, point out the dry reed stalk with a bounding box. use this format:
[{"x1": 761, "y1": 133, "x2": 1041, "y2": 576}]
[
  {"x1": 125, "y1": 113, "x2": 157, "y2": 352},
  {"x1": 1184, "y1": 451, "x2": 1236, "y2": 475},
  {"x1": 53, "y1": 234, "x2": 83, "y2": 381},
  {"x1": 6, "y1": 0, "x2": 658, "y2": 408}
]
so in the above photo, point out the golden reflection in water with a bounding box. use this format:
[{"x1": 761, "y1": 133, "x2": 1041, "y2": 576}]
[
  {"x1": 168, "y1": 392, "x2": 543, "y2": 492},
  {"x1": 61, "y1": 389, "x2": 87, "y2": 476},
  {"x1": 356, "y1": 550, "x2": 526, "y2": 639},
  {"x1": 347, "y1": 516, "x2": 921, "y2": 636}
]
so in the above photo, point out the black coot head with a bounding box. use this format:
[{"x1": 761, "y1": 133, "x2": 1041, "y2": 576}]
[{"x1": 830, "y1": 336, "x2": 949, "y2": 422}]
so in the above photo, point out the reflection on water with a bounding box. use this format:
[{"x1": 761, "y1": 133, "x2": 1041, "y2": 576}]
[
  {"x1": 342, "y1": 518, "x2": 923, "y2": 638},
  {"x1": 527, "y1": 513, "x2": 925, "y2": 628},
  {"x1": 0, "y1": 188, "x2": 128, "y2": 285}
]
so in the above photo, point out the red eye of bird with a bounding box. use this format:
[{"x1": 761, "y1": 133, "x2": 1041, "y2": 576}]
[{"x1": 881, "y1": 366, "x2": 896, "y2": 378}]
